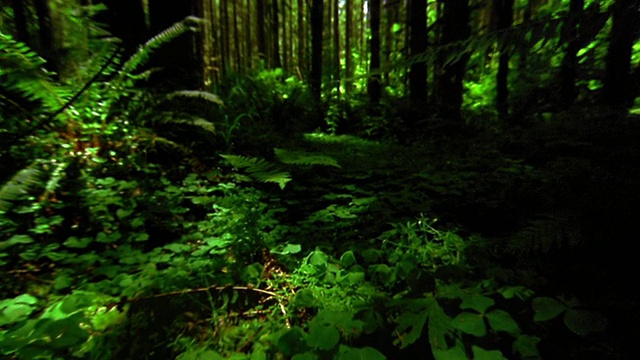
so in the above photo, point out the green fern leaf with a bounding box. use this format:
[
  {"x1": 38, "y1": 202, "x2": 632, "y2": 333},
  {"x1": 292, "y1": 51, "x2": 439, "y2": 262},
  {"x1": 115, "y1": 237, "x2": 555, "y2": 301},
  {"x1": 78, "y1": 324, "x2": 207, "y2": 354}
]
[
  {"x1": 221, "y1": 154, "x2": 291, "y2": 189},
  {"x1": 0, "y1": 163, "x2": 44, "y2": 213},
  {"x1": 274, "y1": 148, "x2": 341, "y2": 168},
  {"x1": 167, "y1": 90, "x2": 224, "y2": 106}
]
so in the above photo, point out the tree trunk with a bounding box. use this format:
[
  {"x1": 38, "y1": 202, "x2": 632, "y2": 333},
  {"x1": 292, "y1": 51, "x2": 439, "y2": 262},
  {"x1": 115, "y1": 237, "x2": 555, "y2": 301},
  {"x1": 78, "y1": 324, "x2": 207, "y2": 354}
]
[
  {"x1": 148, "y1": 0, "x2": 198, "y2": 86},
  {"x1": 333, "y1": 0, "x2": 340, "y2": 94},
  {"x1": 409, "y1": 0, "x2": 428, "y2": 105},
  {"x1": 368, "y1": 0, "x2": 381, "y2": 104},
  {"x1": 601, "y1": 0, "x2": 640, "y2": 107},
  {"x1": 11, "y1": 0, "x2": 30, "y2": 44},
  {"x1": 258, "y1": 0, "x2": 267, "y2": 63},
  {"x1": 33, "y1": 0, "x2": 57, "y2": 73},
  {"x1": 310, "y1": 0, "x2": 323, "y2": 101},
  {"x1": 246, "y1": 0, "x2": 253, "y2": 70},
  {"x1": 282, "y1": 0, "x2": 288, "y2": 71},
  {"x1": 221, "y1": 0, "x2": 229, "y2": 72},
  {"x1": 103, "y1": 0, "x2": 148, "y2": 58},
  {"x1": 345, "y1": 0, "x2": 353, "y2": 95},
  {"x1": 558, "y1": 0, "x2": 584, "y2": 108},
  {"x1": 436, "y1": 0, "x2": 470, "y2": 120},
  {"x1": 298, "y1": 0, "x2": 305, "y2": 77},
  {"x1": 272, "y1": 0, "x2": 281, "y2": 68},
  {"x1": 496, "y1": 0, "x2": 514, "y2": 119},
  {"x1": 233, "y1": 0, "x2": 241, "y2": 71}
]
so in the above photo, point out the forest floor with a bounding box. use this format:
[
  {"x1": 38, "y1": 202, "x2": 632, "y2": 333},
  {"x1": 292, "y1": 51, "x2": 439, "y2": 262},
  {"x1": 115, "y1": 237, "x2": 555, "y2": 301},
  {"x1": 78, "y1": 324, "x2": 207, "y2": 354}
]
[{"x1": 275, "y1": 109, "x2": 640, "y2": 358}]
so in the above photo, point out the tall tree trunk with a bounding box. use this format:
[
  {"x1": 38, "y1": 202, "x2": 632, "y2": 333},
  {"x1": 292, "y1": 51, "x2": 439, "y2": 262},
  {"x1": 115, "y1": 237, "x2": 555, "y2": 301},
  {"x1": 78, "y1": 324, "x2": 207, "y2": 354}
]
[
  {"x1": 297, "y1": 0, "x2": 305, "y2": 77},
  {"x1": 345, "y1": 0, "x2": 353, "y2": 95},
  {"x1": 436, "y1": 0, "x2": 470, "y2": 120},
  {"x1": 601, "y1": 0, "x2": 640, "y2": 107},
  {"x1": 496, "y1": 0, "x2": 514, "y2": 120},
  {"x1": 103, "y1": 0, "x2": 148, "y2": 58},
  {"x1": 148, "y1": 0, "x2": 198, "y2": 86},
  {"x1": 558, "y1": 0, "x2": 583, "y2": 108},
  {"x1": 409, "y1": 0, "x2": 428, "y2": 105},
  {"x1": 368, "y1": 0, "x2": 381, "y2": 104},
  {"x1": 258, "y1": 0, "x2": 267, "y2": 63},
  {"x1": 33, "y1": 0, "x2": 57, "y2": 73},
  {"x1": 282, "y1": 0, "x2": 288, "y2": 71},
  {"x1": 11, "y1": 0, "x2": 30, "y2": 44},
  {"x1": 310, "y1": 0, "x2": 323, "y2": 101},
  {"x1": 272, "y1": 0, "x2": 282, "y2": 68},
  {"x1": 221, "y1": 0, "x2": 229, "y2": 72},
  {"x1": 233, "y1": 0, "x2": 241, "y2": 71},
  {"x1": 246, "y1": 0, "x2": 253, "y2": 70},
  {"x1": 333, "y1": 0, "x2": 340, "y2": 94}
]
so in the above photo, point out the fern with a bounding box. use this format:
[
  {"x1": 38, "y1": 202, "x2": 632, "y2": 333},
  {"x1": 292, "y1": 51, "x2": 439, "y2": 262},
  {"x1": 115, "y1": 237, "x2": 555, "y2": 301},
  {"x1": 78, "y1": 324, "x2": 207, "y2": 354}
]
[
  {"x1": 274, "y1": 148, "x2": 341, "y2": 168},
  {"x1": 0, "y1": 162, "x2": 45, "y2": 213},
  {"x1": 0, "y1": 33, "x2": 68, "y2": 116},
  {"x1": 151, "y1": 112, "x2": 217, "y2": 135},
  {"x1": 118, "y1": 16, "x2": 204, "y2": 79},
  {"x1": 167, "y1": 90, "x2": 224, "y2": 106},
  {"x1": 220, "y1": 154, "x2": 291, "y2": 189}
]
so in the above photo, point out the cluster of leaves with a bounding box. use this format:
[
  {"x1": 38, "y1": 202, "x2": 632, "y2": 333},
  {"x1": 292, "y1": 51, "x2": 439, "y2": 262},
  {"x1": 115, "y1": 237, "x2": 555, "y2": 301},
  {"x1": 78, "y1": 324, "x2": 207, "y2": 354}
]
[{"x1": 1, "y1": 15, "x2": 614, "y2": 360}]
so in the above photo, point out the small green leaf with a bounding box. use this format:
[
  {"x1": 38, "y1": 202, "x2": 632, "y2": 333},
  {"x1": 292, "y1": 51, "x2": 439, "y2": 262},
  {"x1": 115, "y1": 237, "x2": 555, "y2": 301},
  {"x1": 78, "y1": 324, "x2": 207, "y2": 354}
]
[
  {"x1": 452, "y1": 312, "x2": 486, "y2": 337},
  {"x1": 63, "y1": 236, "x2": 92, "y2": 249},
  {"x1": 513, "y1": 334, "x2": 541, "y2": 358},
  {"x1": 433, "y1": 344, "x2": 468, "y2": 360},
  {"x1": 563, "y1": 309, "x2": 607, "y2": 337},
  {"x1": 307, "y1": 323, "x2": 340, "y2": 350},
  {"x1": 340, "y1": 251, "x2": 357, "y2": 268},
  {"x1": 291, "y1": 352, "x2": 319, "y2": 360},
  {"x1": 309, "y1": 250, "x2": 328, "y2": 266},
  {"x1": 277, "y1": 327, "x2": 308, "y2": 356},
  {"x1": 472, "y1": 346, "x2": 507, "y2": 360},
  {"x1": 8, "y1": 234, "x2": 35, "y2": 245},
  {"x1": 460, "y1": 294, "x2": 495, "y2": 314},
  {"x1": 13, "y1": 294, "x2": 38, "y2": 305},
  {"x1": 0, "y1": 304, "x2": 34, "y2": 325},
  {"x1": 293, "y1": 289, "x2": 318, "y2": 308},
  {"x1": 336, "y1": 346, "x2": 386, "y2": 360},
  {"x1": 532, "y1": 297, "x2": 566, "y2": 322},
  {"x1": 272, "y1": 243, "x2": 301, "y2": 255},
  {"x1": 116, "y1": 208, "x2": 133, "y2": 219},
  {"x1": 486, "y1": 309, "x2": 520, "y2": 334}
]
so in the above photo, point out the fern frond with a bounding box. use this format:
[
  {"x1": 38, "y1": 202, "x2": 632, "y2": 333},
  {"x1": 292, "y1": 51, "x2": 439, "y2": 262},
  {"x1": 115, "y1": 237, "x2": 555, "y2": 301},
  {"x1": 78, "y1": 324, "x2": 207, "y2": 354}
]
[
  {"x1": 151, "y1": 112, "x2": 217, "y2": 135},
  {"x1": 221, "y1": 154, "x2": 291, "y2": 189},
  {"x1": 0, "y1": 162, "x2": 45, "y2": 213},
  {"x1": 505, "y1": 211, "x2": 582, "y2": 255},
  {"x1": 119, "y1": 16, "x2": 204, "y2": 77},
  {"x1": 0, "y1": 33, "x2": 68, "y2": 114},
  {"x1": 167, "y1": 90, "x2": 224, "y2": 106},
  {"x1": 274, "y1": 148, "x2": 341, "y2": 168}
]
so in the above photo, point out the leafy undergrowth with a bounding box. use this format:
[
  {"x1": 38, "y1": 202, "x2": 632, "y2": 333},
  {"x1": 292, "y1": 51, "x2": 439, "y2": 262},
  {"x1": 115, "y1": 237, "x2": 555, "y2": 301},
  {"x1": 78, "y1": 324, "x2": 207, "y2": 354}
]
[
  {"x1": 1, "y1": 30, "x2": 636, "y2": 359},
  {"x1": 2, "y1": 116, "x2": 629, "y2": 359}
]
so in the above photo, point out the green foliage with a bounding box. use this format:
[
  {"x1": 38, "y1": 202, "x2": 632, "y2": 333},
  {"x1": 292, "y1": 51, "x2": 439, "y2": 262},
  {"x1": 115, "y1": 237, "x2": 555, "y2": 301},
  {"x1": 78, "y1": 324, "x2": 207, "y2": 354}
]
[
  {"x1": 0, "y1": 32, "x2": 68, "y2": 121},
  {"x1": 221, "y1": 149, "x2": 340, "y2": 189}
]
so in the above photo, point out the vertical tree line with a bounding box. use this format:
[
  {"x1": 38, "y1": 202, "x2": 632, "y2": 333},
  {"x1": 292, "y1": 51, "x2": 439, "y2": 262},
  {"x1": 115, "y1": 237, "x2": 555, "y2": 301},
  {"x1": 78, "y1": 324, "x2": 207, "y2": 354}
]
[{"x1": 2, "y1": 0, "x2": 639, "y2": 120}]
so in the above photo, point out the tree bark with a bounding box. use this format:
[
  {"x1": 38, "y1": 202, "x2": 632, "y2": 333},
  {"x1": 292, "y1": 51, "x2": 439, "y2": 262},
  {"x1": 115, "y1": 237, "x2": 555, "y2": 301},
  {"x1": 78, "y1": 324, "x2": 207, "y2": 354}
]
[
  {"x1": 258, "y1": 0, "x2": 267, "y2": 63},
  {"x1": 602, "y1": 0, "x2": 640, "y2": 107},
  {"x1": 409, "y1": 0, "x2": 428, "y2": 105},
  {"x1": 368, "y1": 0, "x2": 381, "y2": 104},
  {"x1": 436, "y1": 0, "x2": 470, "y2": 120},
  {"x1": 310, "y1": 0, "x2": 323, "y2": 101},
  {"x1": 333, "y1": 0, "x2": 340, "y2": 93},
  {"x1": 11, "y1": 0, "x2": 30, "y2": 44},
  {"x1": 345, "y1": 0, "x2": 353, "y2": 95},
  {"x1": 272, "y1": 0, "x2": 282, "y2": 68},
  {"x1": 495, "y1": 0, "x2": 514, "y2": 119},
  {"x1": 558, "y1": 0, "x2": 584, "y2": 108}
]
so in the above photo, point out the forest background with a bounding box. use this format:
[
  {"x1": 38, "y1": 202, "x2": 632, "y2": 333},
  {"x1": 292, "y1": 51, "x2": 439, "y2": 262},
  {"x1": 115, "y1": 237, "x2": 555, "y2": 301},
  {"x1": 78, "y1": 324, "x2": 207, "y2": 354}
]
[{"x1": 1, "y1": 0, "x2": 639, "y2": 359}]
